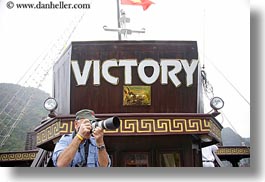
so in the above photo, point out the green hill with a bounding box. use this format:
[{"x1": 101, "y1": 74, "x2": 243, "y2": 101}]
[{"x1": 0, "y1": 83, "x2": 50, "y2": 152}]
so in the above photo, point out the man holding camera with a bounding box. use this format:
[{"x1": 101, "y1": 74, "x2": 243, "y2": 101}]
[{"x1": 52, "y1": 109, "x2": 111, "y2": 167}]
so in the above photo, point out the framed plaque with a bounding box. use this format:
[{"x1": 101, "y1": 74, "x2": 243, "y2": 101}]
[{"x1": 123, "y1": 85, "x2": 151, "y2": 106}]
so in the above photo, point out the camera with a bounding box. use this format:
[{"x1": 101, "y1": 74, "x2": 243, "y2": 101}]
[{"x1": 91, "y1": 116, "x2": 120, "y2": 130}]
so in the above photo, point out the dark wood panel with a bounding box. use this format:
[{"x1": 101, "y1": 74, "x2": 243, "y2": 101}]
[
  {"x1": 66, "y1": 41, "x2": 199, "y2": 114},
  {"x1": 104, "y1": 135, "x2": 193, "y2": 167}
]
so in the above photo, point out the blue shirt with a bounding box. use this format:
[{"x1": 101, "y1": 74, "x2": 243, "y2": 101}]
[{"x1": 52, "y1": 133, "x2": 111, "y2": 167}]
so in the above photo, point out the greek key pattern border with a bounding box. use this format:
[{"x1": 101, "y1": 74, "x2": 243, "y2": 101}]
[
  {"x1": 104, "y1": 118, "x2": 213, "y2": 134},
  {"x1": 36, "y1": 118, "x2": 221, "y2": 145},
  {"x1": 209, "y1": 121, "x2": 222, "y2": 141},
  {"x1": 0, "y1": 151, "x2": 37, "y2": 162},
  {"x1": 216, "y1": 147, "x2": 250, "y2": 156},
  {"x1": 36, "y1": 120, "x2": 74, "y2": 145}
]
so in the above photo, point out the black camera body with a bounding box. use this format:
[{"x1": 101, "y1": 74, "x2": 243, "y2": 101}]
[{"x1": 91, "y1": 116, "x2": 120, "y2": 130}]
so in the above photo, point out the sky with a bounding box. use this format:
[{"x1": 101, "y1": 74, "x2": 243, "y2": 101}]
[{"x1": 0, "y1": 0, "x2": 250, "y2": 140}]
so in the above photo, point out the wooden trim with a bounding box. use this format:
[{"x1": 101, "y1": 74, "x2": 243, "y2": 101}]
[
  {"x1": 35, "y1": 113, "x2": 222, "y2": 147},
  {"x1": 216, "y1": 146, "x2": 250, "y2": 156},
  {"x1": 0, "y1": 150, "x2": 38, "y2": 162}
]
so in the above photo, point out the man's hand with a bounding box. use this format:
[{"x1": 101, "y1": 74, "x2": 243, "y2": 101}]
[
  {"x1": 93, "y1": 127, "x2": 109, "y2": 167},
  {"x1": 93, "y1": 127, "x2": 104, "y2": 146},
  {"x1": 77, "y1": 119, "x2": 92, "y2": 140}
]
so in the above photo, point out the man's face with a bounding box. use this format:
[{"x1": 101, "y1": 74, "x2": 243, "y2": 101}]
[{"x1": 75, "y1": 118, "x2": 90, "y2": 131}]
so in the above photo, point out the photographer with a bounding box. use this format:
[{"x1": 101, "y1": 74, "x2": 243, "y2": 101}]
[{"x1": 52, "y1": 109, "x2": 111, "y2": 167}]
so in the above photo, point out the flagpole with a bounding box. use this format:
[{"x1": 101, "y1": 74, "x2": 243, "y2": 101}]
[
  {"x1": 103, "y1": 0, "x2": 145, "y2": 39},
  {"x1": 116, "y1": 0, "x2": 121, "y2": 40}
]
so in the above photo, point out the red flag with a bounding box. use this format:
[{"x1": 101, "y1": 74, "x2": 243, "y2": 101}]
[{"x1": 121, "y1": 0, "x2": 154, "y2": 11}]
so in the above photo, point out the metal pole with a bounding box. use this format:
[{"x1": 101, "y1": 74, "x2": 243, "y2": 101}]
[{"x1": 117, "y1": 0, "x2": 121, "y2": 40}]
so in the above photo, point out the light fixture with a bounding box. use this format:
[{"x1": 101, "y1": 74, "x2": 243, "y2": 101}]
[
  {"x1": 210, "y1": 97, "x2": 224, "y2": 111},
  {"x1": 44, "y1": 97, "x2": 58, "y2": 117}
]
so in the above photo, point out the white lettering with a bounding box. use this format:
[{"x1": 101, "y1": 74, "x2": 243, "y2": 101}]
[
  {"x1": 71, "y1": 60, "x2": 92, "y2": 86},
  {"x1": 160, "y1": 59, "x2": 182, "y2": 87},
  {"x1": 102, "y1": 60, "x2": 119, "y2": 85},
  {"x1": 138, "y1": 59, "x2": 160, "y2": 84},
  {"x1": 119, "y1": 59, "x2": 138, "y2": 84},
  {"x1": 71, "y1": 59, "x2": 198, "y2": 87},
  {"x1": 181, "y1": 59, "x2": 198, "y2": 87},
  {"x1": 93, "y1": 60, "x2": 100, "y2": 85}
]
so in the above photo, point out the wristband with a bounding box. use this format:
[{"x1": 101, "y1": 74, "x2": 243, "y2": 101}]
[{"x1": 76, "y1": 133, "x2": 84, "y2": 141}]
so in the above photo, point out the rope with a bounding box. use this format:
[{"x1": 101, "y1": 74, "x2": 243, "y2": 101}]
[
  {"x1": 0, "y1": 9, "x2": 88, "y2": 148},
  {"x1": 205, "y1": 56, "x2": 250, "y2": 106}
]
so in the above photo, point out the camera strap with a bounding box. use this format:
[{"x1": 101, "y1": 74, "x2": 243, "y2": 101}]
[{"x1": 84, "y1": 139, "x2": 90, "y2": 166}]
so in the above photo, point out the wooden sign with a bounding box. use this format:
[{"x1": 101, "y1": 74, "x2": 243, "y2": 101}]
[{"x1": 53, "y1": 41, "x2": 201, "y2": 115}]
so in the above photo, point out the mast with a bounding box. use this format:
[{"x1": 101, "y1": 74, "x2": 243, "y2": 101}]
[
  {"x1": 117, "y1": 0, "x2": 122, "y2": 40},
  {"x1": 103, "y1": 0, "x2": 145, "y2": 40}
]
